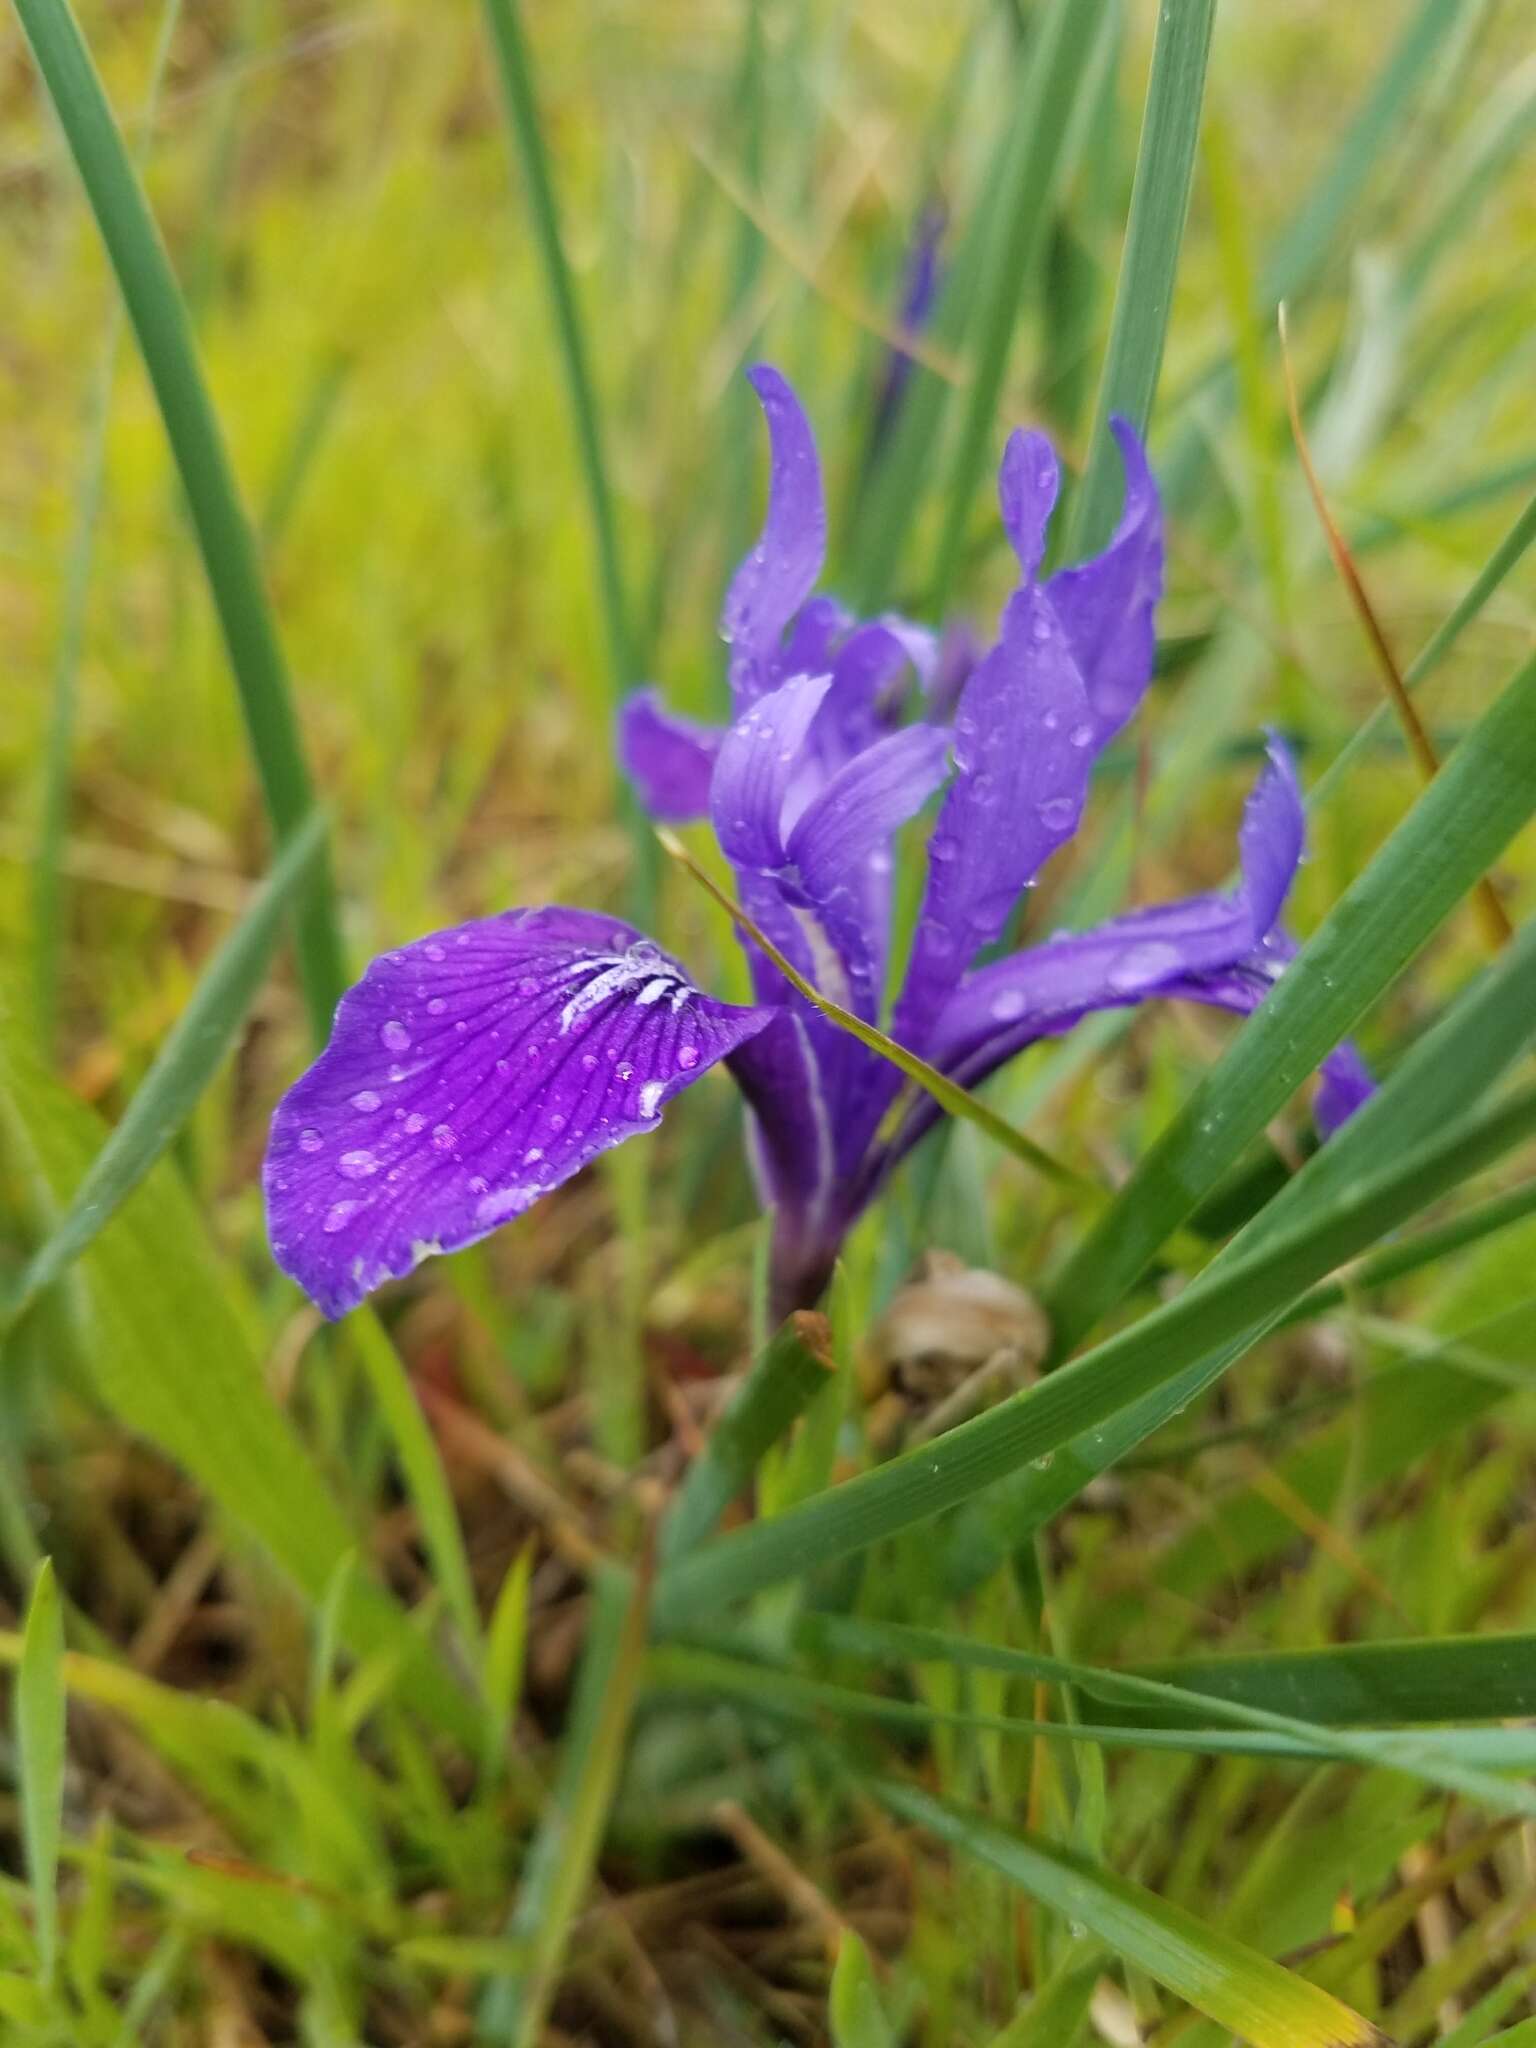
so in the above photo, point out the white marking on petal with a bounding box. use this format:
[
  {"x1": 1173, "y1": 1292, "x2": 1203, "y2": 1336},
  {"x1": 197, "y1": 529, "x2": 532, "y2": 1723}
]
[{"x1": 639, "y1": 1080, "x2": 665, "y2": 1118}]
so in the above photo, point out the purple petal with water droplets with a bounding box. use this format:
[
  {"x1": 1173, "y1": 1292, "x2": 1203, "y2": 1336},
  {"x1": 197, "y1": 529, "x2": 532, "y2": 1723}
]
[
  {"x1": 618, "y1": 689, "x2": 723, "y2": 823},
  {"x1": 264, "y1": 909, "x2": 772, "y2": 1318},
  {"x1": 720, "y1": 366, "x2": 828, "y2": 707},
  {"x1": 894, "y1": 585, "x2": 1094, "y2": 1044},
  {"x1": 998, "y1": 428, "x2": 1060, "y2": 581},
  {"x1": 711, "y1": 671, "x2": 832, "y2": 871},
  {"x1": 786, "y1": 722, "x2": 952, "y2": 1019},
  {"x1": 1044, "y1": 415, "x2": 1162, "y2": 746},
  {"x1": 1238, "y1": 734, "x2": 1305, "y2": 935}
]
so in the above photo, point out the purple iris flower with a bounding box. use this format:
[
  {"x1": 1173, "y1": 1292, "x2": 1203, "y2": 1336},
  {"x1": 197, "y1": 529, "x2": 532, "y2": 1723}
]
[{"x1": 265, "y1": 367, "x2": 1371, "y2": 1321}]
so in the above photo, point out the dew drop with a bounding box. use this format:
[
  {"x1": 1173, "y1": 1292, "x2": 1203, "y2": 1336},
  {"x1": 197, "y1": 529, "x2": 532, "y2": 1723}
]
[
  {"x1": 431, "y1": 1123, "x2": 456, "y2": 1151},
  {"x1": 427, "y1": 997, "x2": 447, "y2": 1016},
  {"x1": 1036, "y1": 796, "x2": 1077, "y2": 830},
  {"x1": 677, "y1": 1044, "x2": 700, "y2": 1070},
  {"x1": 381, "y1": 1020, "x2": 410, "y2": 1052},
  {"x1": 616, "y1": 1061, "x2": 635, "y2": 1081},
  {"x1": 298, "y1": 1127, "x2": 324, "y2": 1153},
  {"x1": 524, "y1": 1146, "x2": 544, "y2": 1164},
  {"x1": 990, "y1": 990, "x2": 1028, "y2": 1024},
  {"x1": 403, "y1": 1112, "x2": 426, "y2": 1135},
  {"x1": 469, "y1": 1175, "x2": 488, "y2": 1195},
  {"x1": 424, "y1": 942, "x2": 446, "y2": 962},
  {"x1": 581, "y1": 1053, "x2": 599, "y2": 1071},
  {"x1": 337, "y1": 1149, "x2": 378, "y2": 1179},
  {"x1": 350, "y1": 1090, "x2": 382, "y2": 1114},
  {"x1": 1069, "y1": 722, "x2": 1095, "y2": 748},
  {"x1": 1042, "y1": 709, "x2": 1061, "y2": 732},
  {"x1": 322, "y1": 1200, "x2": 359, "y2": 1234},
  {"x1": 1106, "y1": 940, "x2": 1183, "y2": 993}
]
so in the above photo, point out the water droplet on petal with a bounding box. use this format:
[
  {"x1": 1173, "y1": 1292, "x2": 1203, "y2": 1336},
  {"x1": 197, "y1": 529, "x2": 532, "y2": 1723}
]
[
  {"x1": 403, "y1": 1113, "x2": 426, "y2": 1135},
  {"x1": 431, "y1": 1124, "x2": 456, "y2": 1151},
  {"x1": 1106, "y1": 940, "x2": 1183, "y2": 994},
  {"x1": 1070, "y1": 722, "x2": 1095, "y2": 748},
  {"x1": 616, "y1": 1062, "x2": 635, "y2": 1081},
  {"x1": 381, "y1": 1020, "x2": 410, "y2": 1052},
  {"x1": 1037, "y1": 796, "x2": 1077, "y2": 831},
  {"x1": 990, "y1": 990, "x2": 1028, "y2": 1023},
  {"x1": 427, "y1": 997, "x2": 447, "y2": 1016},
  {"x1": 299, "y1": 1127, "x2": 323, "y2": 1153},
  {"x1": 323, "y1": 1200, "x2": 359, "y2": 1234},
  {"x1": 524, "y1": 1146, "x2": 544, "y2": 1164},
  {"x1": 350, "y1": 1090, "x2": 381, "y2": 1113},
  {"x1": 424, "y1": 942, "x2": 446, "y2": 962},
  {"x1": 677, "y1": 1044, "x2": 700, "y2": 1070},
  {"x1": 337, "y1": 1149, "x2": 378, "y2": 1179}
]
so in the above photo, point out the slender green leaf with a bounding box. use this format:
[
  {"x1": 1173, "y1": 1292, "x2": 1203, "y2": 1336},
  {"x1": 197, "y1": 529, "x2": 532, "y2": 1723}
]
[
  {"x1": 1066, "y1": 0, "x2": 1216, "y2": 556},
  {"x1": 479, "y1": 0, "x2": 632, "y2": 698},
  {"x1": 7, "y1": 810, "x2": 326, "y2": 1326},
  {"x1": 12, "y1": 0, "x2": 345, "y2": 1043},
  {"x1": 16, "y1": 1561, "x2": 65, "y2": 1986},
  {"x1": 877, "y1": 1783, "x2": 1385, "y2": 2048},
  {"x1": 482, "y1": 1569, "x2": 651, "y2": 2043},
  {"x1": 30, "y1": 0, "x2": 183, "y2": 1050},
  {"x1": 830, "y1": 1931, "x2": 897, "y2": 2048}
]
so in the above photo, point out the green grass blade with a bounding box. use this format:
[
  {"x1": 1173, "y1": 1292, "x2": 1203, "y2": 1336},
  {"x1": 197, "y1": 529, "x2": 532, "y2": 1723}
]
[
  {"x1": 16, "y1": 1561, "x2": 65, "y2": 1988},
  {"x1": 29, "y1": 0, "x2": 183, "y2": 1052},
  {"x1": 1066, "y1": 0, "x2": 1216, "y2": 557},
  {"x1": 12, "y1": 0, "x2": 345, "y2": 1046},
  {"x1": 661, "y1": 1311, "x2": 836, "y2": 1563},
  {"x1": 7, "y1": 811, "x2": 325, "y2": 1325},
  {"x1": 654, "y1": 1078, "x2": 1536, "y2": 1620},
  {"x1": 479, "y1": 0, "x2": 633, "y2": 698},
  {"x1": 830, "y1": 1930, "x2": 897, "y2": 2048},
  {"x1": 926, "y1": 0, "x2": 1108, "y2": 613},
  {"x1": 482, "y1": 1568, "x2": 651, "y2": 2044},
  {"x1": 348, "y1": 1306, "x2": 484, "y2": 1674},
  {"x1": 1046, "y1": 648, "x2": 1536, "y2": 1361},
  {"x1": 876, "y1": 1783, "x2": 1384, "y2": 2048},
  {"x1": 1312, "y1": 483, "x2": 1536, "y2": 816},
  {"x1": 1133, "y1": 1633, "x2": 1536, "y2": 1729}
]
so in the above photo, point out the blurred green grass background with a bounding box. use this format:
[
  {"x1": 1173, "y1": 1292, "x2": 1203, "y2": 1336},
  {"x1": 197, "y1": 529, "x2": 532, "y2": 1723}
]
[{"x1": 1, "y1": 1, "x2": 1535, "y2": 2042}]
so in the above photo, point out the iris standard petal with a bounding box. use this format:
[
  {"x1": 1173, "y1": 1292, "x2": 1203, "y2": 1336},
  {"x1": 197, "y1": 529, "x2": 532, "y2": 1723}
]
[
  {"x1": 1237, "y1": 734, "x2": 1305, "y2": 936},
  {"x1": 893, "y1": 584, "x2": 1095, "y2": 1042},
  {"x1": 711, "y1": 671, "x2": 833, "y2": 871},
  {"x1": 720, "y1": 366, "x2": 828, "y2": 707},
  {"x1": 264, "y1": 909, "x2": 772, "y2": 1317},
  {"x1": 786, "y1": 722, "x2": 953, "y2": 1018},
  {"x1": 1044, "y1": 415, "x2": 1162, "y2": 746},
  {"x1": 618, "y1": 687, "x2": 723, "y2": 823},
  {"x1": 998, "y1": 428, "x2": 1060, "y2": 582}
]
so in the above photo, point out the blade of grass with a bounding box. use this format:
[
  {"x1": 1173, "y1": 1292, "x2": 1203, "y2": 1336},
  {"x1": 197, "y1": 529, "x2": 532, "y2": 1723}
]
[
  {"x1": 658, "y1": 828, "x2": 1100, "y2": 1197},
  {"x1": 1065, "y1": 0, "x2": 1217, "y2": 557},
  {"x1": 654, "y1": 1077, "x2": 1536, "y2": 1620},
  {"x1": 16, "y1": 1561, "x2": 65, "y2": 1988},
  {"x1": 5, "y1": 809, "x2": 326, "y2": 1328},
  {"x1": 1277, "y1": 303, "x2": 1512, "y2": 949},
  {"x1": 481, "y1": 1563, "x2": 653, "y2": 2044},
  {"x1": 1313, "y1": 483, "x2": 1536, "y2": 814},
  {"x1": 1046, "y1": 647, "x2": 1536, "y2": 1363},
  {"x1": 30, "y1": 0, "x2": 184, "y2": 1051},
  {"x1": 877, "y1": 1782, "x2": 1386, "y2": 2048},
  {"x1": 347, "y1": 1306, "x2": 484, "y2": 1676},
  {"x1": 12, "y1": 0, "x2": 345, "y2": 1045},
  {"x1": 926, "y1": 0, "x2": 1108, "y2": 614},
  {"x1": 1132, "y1": 1633, "x2": 1536, "y2": 1729},
  {"x1": 660, "y1": 1311, "x2": 836, "y2": 1563},
  {"x1": 478, "y1": 0, "x2": 632, "y2": 698}
]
